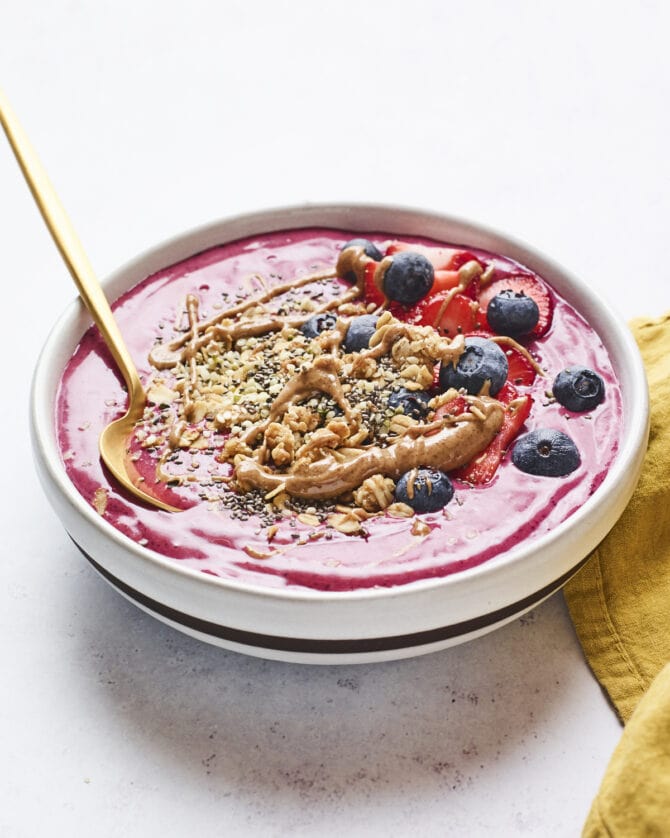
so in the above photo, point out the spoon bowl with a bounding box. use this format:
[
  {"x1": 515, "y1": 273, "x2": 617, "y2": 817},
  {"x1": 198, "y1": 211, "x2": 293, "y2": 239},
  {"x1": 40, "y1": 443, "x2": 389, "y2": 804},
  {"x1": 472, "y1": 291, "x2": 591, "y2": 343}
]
[
  {"x1": 99, "y1": 397, "x2": 180, "y2": 514},
  {"x1": 0, "y1": 88, "x2": 179, "y2": 512}
]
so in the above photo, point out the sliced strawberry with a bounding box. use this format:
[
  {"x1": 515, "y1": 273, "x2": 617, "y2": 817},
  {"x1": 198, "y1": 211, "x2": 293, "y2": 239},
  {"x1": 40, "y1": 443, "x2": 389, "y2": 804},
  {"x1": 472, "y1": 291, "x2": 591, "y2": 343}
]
[
  {"x1": 504, "y1": 345, "x2": 537, "y2": 386},
  {"x1": 462, "y1": 274, "x2": 482, "y2": 301},
  {"x1": 388, "y1": 299, "x2": 422, "y2": 325},
  {"x1": 490, "y1": 380, "x2": 520, "y2": 407},
  {"x1": 433, "y1": 395, "x2": 468, "y2": 419},
  {"x1": 393, "y1": 291, "x2": 480, "y2": 337},
  {"x1": 425, "y1": 394, "x2": 469, "y2": 435},
  {"x1": 470, "y1": 308, "x2": 489, "y2": 332},
  {"x1": 363, "y1": 260, "x2": 385, "y2": 307},
  {"x1": 463, "y1": 330, "x2": 536, "y2": 385},
  {"x1": 389, "y1": 290, "x2": 445, "y2": 326},
  {"x1": 385, "y1": 241, "x2": 482, "y2": 272},
  {"x1": 386, "y1": 241, "x2": 460, "y2": 269},
  {"x1": 478, "y1": 274, "x2": 553, "y2": 337},
  {"x1": 453, "y1": 383, "x2": 533, "y2": 485},
  {"x1": 433, "y1": 269, "x2": 460, "y2": 294},
  {"x1": 436, "y1": 294, "x2": 480, "y2": 338},
  {"x1": 447, "y1": 250, "x2": 481, "y2": 271},
  {"x1": 477, "y1": 306, "x2": 492, "y2": 332}
]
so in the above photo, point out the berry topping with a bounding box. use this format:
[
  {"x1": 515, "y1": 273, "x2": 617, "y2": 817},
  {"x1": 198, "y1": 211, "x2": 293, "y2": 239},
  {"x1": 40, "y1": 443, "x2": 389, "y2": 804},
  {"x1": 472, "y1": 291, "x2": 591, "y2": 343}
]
[
  {"x1": 363, "y1": 261, "x2": 386, "y2": 307},
  {"x1": 512, "y1": 429, "x2": 581, "y2": 477},
  {"x1": 342, "y1": 239, "x2": 384, "y2": 262},
  {"x1": 300, "y1": 312, "x2": 337, "y2": 339},
  {"x1": 504, "y1": 344, "x2": 538, "y2": 386},
  {"x1": 432, "y1": 270, "x2": 461, "y2": 294},
  {"x1": 436, "y1": 294, "x2": 480, "y2": 337},
  {"x1": 395, "y1": 468, "x2": 454, "y2": 513},
  {"x1": 388, "y1": 388, "x2": 432, "y2": 420},
  {"x1": 383, "y1": 251, "x2": 435, "y2": 305},
  {"x1": 438, "y1": 336, "x2": 508, "y2": 396},
  {"x1": 553, "y1": 366, "x2": 606, "y2": 412},
  {"x1": 453, "y1": 383, "x2": 532, "y2": 484},
  {"x1": 343, "y1": 314, "x2": 380, "y2": 353},
  {"x1": 394, "y1": 291, "x2": 479, "y2": 336},
  {"x1": 433, "y1": 393, "x2": 469, "y2": 421},
  {"x1": 385, "y1": 242, "x2": 480, "y2": 271},
  {"x1": 486, "y1": 289, "x2": 540, "y2": 337},
  {"x1": 479, "y1": 275, "x2": 553, "y2": 337},
  {"x1": 341, "y1": 238, "x2": 383, "y2": 261},
  {"x1": 339, "y1": 239, "x2": 383, "y2": 283}
]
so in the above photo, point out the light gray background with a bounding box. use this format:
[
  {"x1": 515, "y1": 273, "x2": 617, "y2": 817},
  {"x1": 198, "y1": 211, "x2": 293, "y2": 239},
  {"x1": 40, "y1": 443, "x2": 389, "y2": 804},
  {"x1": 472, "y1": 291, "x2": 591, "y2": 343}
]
[{"x1": 2, "y1": 2, "x2": 667, "y2": 836}]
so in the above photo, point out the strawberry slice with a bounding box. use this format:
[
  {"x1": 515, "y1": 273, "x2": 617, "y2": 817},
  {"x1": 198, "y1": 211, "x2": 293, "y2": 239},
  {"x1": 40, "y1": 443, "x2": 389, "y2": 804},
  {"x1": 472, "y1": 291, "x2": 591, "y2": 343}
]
[
  {"x1": 386, "y1": 241, "x2": 460, "y2": 269},
  {"x1": 386, "y1": 241, "x2": 482, "y2": 271},
  {"x1": 452, "y1": 382, "x2": 532, "y2": 485},
  {"x1": 388, "y1": 298, "x2": 423, "y2": 325},
  {"x1": 434, "y1": 394, "x2": 469, "y2": 420},
  {"x1": 393, "y1": 291, "x2": 480, "y2": 336},
  {"x1": 438, "y1": 294, "x2": 480, "y2": 337},
  {"x1": 478, "y1": 274, "x2": 553, "y2": 337},
  {"x1": 388, "y1": 291, "x2": 443, "y2": 326},
  {"x1": 433, "y1": 269, "x2": 460, "y2": 294},
  {"x1": 505, "y1": 345, "x2": 537, "y2": 386},
  {"x1": 463, "y1": 330, "x2": 536, "y2": 385},
  {"x1": 363, "y1": 260, "x2": 385, "y2": 307},
  {"x1": 425, "y1": 394, "x2": 469, "y2": 436},
  {"x1": 461, "y1": 330, "x2": 537, "y2": 385},
  {"x1": 447, "y1": 250, "x2": 482, "y2": 271},
  {"x1": 479, "y1": 274, "x2": 554, "y2": 338}
]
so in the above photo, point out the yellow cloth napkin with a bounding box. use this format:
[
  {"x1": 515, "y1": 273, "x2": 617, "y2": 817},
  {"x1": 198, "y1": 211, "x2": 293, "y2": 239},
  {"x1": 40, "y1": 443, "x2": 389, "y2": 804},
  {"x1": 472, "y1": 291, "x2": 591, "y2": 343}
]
[
  {"x1": 564, "y1": 312, "x2": 670, "y2": 834},
  {"x1": 582, "y1": 663, "x2": 670, "y2": 837}
]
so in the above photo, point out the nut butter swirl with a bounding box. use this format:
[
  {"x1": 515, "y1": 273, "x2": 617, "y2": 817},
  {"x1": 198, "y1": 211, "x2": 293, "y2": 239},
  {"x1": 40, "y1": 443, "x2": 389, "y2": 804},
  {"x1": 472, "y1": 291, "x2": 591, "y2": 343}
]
[{"x1": 235, "y1": 396, "x2": 503, "y2": 500}]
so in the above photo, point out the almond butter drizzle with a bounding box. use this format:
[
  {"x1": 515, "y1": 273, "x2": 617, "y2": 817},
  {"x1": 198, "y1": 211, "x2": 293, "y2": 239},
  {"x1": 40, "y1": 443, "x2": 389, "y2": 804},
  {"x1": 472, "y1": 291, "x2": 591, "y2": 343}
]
[
  {"x1": 234, "y1": 396, "x2": 503, "y2": 500},
  {"x1": 431, "y1": 260, "x2": 483, "y2": 330},
  {"x1": 149, "y1": 266, "x2": 346, "y2": 369},
  {"x1": 488, "y1": 335, "x2": 546, "y2": 376}
]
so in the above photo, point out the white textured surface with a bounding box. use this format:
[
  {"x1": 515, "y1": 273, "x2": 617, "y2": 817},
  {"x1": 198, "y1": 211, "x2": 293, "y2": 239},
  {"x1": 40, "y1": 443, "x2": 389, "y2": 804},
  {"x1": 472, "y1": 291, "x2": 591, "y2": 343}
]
[{"x1": 2, "y1": 1, "x2": 668, "y2": 835}]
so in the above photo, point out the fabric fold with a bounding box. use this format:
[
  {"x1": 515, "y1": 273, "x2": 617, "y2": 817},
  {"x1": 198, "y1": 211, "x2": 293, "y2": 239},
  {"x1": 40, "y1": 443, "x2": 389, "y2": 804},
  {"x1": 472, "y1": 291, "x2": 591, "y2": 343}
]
[{"x1": 582, "y1": 663, "x2": 670, "y2": 837}]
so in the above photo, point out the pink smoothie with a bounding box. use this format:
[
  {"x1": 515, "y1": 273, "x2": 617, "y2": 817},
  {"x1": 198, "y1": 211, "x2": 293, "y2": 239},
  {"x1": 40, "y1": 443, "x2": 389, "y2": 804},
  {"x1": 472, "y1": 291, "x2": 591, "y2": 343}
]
[{"x1": 56, "y1": 229, "x2": 623, "y2": 591}]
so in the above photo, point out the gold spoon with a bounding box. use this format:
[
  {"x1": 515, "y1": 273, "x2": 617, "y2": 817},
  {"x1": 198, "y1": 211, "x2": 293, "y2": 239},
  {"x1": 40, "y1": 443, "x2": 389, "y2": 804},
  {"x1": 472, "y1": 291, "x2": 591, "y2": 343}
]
[{"x1": 0, "y1": 90, "x2": 179, "y2": 512}]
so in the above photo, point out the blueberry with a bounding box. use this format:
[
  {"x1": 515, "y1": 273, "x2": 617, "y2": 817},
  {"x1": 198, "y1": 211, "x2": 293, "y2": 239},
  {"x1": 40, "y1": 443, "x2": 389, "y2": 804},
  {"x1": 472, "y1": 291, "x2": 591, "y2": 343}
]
[
  {"x1": 553, "y1": 366, "x2": 605, "y2": 412},
  {"x1": 388, "y1": 388, "x2": 432, "y2": 420},
  {"x1": 395, "y1": 468, "x2": 454, "y2": 513},
  {"x1": 486, "y1": 289, "x2": 539, "y2": 337},
  {"x1": 512, "y1": 429, "x2": 581, "y2": 477},
  {"x1": 343, "y1": 314, "x2": 379, "y2": 352},
  {"x1": 340, "y1": 239, "x2": 383, "y2": 283},
  {"x1": 438, "y1": 337, "x2": 508, "y2": 396},
  {"x1": 300, "y1": 313, "x2": 337, "y2": 339},
  {"x1": 341, "y1": 238, "x2": 383, "y2": 261},
  {"x1": 383, "y1": 251, "x2": 434, "y2": 305}
]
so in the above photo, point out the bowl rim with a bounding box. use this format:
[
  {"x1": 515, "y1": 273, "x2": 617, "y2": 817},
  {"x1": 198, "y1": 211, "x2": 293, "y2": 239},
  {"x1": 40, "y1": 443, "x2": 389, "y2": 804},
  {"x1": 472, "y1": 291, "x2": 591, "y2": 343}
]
[{"x1": 31, "y1": 201, "x2": 650, "y2": 605}]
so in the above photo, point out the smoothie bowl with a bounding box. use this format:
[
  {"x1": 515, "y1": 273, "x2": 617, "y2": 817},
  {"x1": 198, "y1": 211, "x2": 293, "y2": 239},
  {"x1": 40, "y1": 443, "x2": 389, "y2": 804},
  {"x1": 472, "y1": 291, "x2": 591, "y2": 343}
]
[{"x1": 31, "y1": 204, "x2": 649, "y2": 664}]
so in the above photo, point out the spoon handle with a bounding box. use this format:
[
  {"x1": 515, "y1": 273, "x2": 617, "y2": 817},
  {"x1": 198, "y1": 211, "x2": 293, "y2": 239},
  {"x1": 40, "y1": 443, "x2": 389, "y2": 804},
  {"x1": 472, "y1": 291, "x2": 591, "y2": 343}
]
[{"x1": 0, "y1": 88, "x2": 144, "y2": 403}]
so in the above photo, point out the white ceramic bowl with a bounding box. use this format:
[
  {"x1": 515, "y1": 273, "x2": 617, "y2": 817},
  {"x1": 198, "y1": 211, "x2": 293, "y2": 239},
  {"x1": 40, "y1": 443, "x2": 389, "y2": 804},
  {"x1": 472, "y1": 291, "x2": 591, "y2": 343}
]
[{"x1": 31, "y1": 204, "x2": 649, "y2": 664}]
